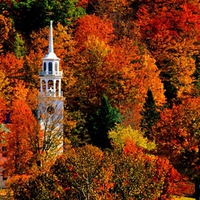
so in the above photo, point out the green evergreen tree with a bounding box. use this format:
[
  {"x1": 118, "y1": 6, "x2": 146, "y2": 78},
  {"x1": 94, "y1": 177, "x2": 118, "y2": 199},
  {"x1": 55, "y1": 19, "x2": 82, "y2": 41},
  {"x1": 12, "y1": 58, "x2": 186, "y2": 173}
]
[
  {"x1": 9, "y1": 0, "x2": 86, "y2": 36},
  {"x1": 13, "y1": 33, "x2": 26, "y2": 58},
  {"x1": 86, "y1": 95, "x2": 122, "y2": 149},
  {"x1": 140, "y1": 89, "x2": 159, "y2": 140}
]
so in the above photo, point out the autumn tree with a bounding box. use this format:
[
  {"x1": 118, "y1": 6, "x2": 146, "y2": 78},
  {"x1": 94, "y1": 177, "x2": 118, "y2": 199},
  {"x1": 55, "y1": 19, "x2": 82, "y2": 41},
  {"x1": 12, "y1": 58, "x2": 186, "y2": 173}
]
[
  {"x1": 0, "y1": 97, "x2": 6, "y2": 124},
  {"x1": 52, "y1": 145, "x2": 107, "y2": 199},
  {"x1": 111, "y1": 44, "x2": 165, "y2": 128},
  {"x1": 0, "y1": 53, "x2": 29, "y2": 103},
  {"x1": 86, "y1": 0, "x2": 140, "y2": 40},
  {"x1": 152, "y1": 96, "x2": 200, "y2": 199},
  {"x1": 109, "y1": 125, "x2": 191, "y2": 199},
  {"x1": 72, "y1": 19, "x2": 166, "y2": 127},
  {"x1": 1, "y1": 100, "x2": 39, "y2": 176},
  {"x1": 137, "y1": 0, "x2": 200, "y2": 103},
  {"x1": 7, "y1": 173, "x2": 59, "y2": 200},
  {"x1": 108, "y1": 124, "x2": 156, "y2": 151},
  {"x1": 7, "y1": 142, "x2": 191, "y2": 200},
  {"x1": 74, "y1": 14, "x2": 115, "y2": 48},
  {"x1": 122, "y1": 139, "x2": 190, "y2": 200},
  {"x1": 0, "y1": 70, "x2": 8, "y2": 99},
  {"x1": 7, "y1": 145, "x2": 113, "y2": 200},
  {"x1": 0, "y1": 14, "x2": 12, "y2": 53}
]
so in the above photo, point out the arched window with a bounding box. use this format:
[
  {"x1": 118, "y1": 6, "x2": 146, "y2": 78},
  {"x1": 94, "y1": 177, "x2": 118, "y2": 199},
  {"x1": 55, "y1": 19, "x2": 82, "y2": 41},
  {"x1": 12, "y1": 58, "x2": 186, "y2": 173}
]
[
  {"x1": 56, "y1": 80, "x2": 59, "y2": 91},
  {"x1": 43, "y1": 62, "x2": 46, "y2": 71},
  {"x1": 49, "y1": 62, "x2": 52, "y2": 74},
  {"x1": 42, "y1": 80, "x2": 46, "y2": 91},
  {"x1": 48, "y1": 80, "x2": 53, "y2": 91},
  {"x1": 55, "y1": 62, "x2": 58, "y2": 71}
]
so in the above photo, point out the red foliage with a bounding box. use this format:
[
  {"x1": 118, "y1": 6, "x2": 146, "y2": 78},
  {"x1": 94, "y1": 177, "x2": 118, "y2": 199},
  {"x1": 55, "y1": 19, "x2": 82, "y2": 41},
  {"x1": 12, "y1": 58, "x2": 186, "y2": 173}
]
[
  {"x1": 0, "y1": 97, "x2": 6, "y2": 123},
  {"x1": 77, "y1": 0, "x2": 88, "y2": 8},
  {"x1": 74, "y1": 14, "x2": 115, "y2": 48},
  {"x1": 2, "y1": 100, "x2": 38, "y2": 175},
  {"x1": 154, "y1": 157, "x2": 190, "y2": 199},
  {"x1": 137, "y1": 1, "x2": 200, "y2": 43},
  {"x1": 124, "y1": 138, "x2": 191, "y2": 199},
  {"x1": 153, "y1": 97, "x2": 200, "y2": 181}
]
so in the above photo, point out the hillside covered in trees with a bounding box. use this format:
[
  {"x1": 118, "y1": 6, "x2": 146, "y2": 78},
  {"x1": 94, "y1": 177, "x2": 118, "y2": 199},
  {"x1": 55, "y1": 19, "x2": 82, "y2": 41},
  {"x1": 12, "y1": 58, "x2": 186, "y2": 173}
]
[{"x1": 0, "y1": 0, "x2": 200, "y2": 199}]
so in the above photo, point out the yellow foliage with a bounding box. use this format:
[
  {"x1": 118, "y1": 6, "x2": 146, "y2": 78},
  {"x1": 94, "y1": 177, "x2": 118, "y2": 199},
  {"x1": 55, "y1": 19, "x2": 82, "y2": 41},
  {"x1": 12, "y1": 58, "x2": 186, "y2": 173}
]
[
  {"x1": 13, "y1": 80, "x2": 28, "y2": 101},
  {"x1": 141, "y1": 52, "x2": 166, "y2": 107},
  {"x1": 85, "y1": 35, "x2": 112, "y2": 58},
  {"x1": 0, "y1": 15, "x2": 12, "y2": 53},
  {"x1": 0, "y1": 70, "x2": 10, "y2": 99},
  {"x1": 26, "y1": 87, "x2": 39, "y2": 110},
  {"x1": 108, "y1": 125, "x2": 156, "y2": 150}
]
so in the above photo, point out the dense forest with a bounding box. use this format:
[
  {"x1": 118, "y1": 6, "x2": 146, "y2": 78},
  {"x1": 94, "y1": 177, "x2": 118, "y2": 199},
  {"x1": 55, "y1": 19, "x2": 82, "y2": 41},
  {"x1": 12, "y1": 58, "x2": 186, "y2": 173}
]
[{"x1": 0, "y1": 0, "x2": 200, "y2": 199}]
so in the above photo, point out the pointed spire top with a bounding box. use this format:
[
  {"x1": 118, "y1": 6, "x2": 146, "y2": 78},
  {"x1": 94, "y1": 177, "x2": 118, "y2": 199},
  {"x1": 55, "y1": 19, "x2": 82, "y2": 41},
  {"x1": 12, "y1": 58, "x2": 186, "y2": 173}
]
[
  {"x1": 43, "y1": 20, "x2": 59, "y2": 59},
  {"x1": 49, "y1": 20, "x2": 54, "y2": 54}
]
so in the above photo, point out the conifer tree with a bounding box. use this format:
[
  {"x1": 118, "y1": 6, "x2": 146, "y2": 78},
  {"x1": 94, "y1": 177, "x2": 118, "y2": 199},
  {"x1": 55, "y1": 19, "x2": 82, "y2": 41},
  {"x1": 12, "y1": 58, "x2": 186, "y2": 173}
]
[
  {"x1": 140, "y1": 89, "x2": 159, "y2": 140},
  {"x1": 86, "y1": 95, "x2": 122, "y2": 149}
]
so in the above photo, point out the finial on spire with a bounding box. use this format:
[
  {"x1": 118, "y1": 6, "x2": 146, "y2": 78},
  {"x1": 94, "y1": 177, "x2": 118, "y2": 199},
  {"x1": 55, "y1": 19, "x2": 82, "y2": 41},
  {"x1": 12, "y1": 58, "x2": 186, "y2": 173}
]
[{"x1": 48, "y1": 20, "x2": 54, "y2": 54}]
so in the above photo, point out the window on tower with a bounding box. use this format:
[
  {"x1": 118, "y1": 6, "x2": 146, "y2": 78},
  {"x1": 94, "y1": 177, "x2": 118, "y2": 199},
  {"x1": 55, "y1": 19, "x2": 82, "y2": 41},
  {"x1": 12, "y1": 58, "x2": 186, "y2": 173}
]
[
  {"x1": 55, "y1": 62, "x2": 58, "y2": 71},
  {"x1": 47, "y1": 106, "x2": 55, "y2": 114},
  {"x1": 44, "y1": 62, "x2": 46, "y2": 72},
  {"x1": 49, "y1": 62, "x2": 52, "y2": 74}
]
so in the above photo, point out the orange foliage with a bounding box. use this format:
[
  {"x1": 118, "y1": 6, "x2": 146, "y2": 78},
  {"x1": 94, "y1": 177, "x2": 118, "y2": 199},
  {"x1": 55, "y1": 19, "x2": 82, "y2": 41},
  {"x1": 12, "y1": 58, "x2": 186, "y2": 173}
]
[
  {"x1": 137, "y1": 1, "x2": 200, "y2": 43},
  {"x1": 74, "y1": 14, "x2": 115, "y2": 48},
  {"x1": 0, "y1": 53, "x2": 27, "y2": 102},
  {"x1": 110, "y1": 39, "x2": 165, "y2": 127},
  {"x1": 1, "y1": 100, "x2": 38, "y2": 175},
  {"x1": 0, "y1": 97, "x2": 6, "y2": 123},
  {"x1": 77, "y1": 0, "x2": 88, "y2": 8},
  {"x1": 87, "y1": 0, "x2": 138, "y2": 40},
  {"x1": 154, "y1": 157, "x2": 191, "y2": 199},
  {"x1": 153, "y1": 96, "x2": 200, "y2": 180},
  {"x1": 0, "y1": 14, "x2": 12, "y2": 52},
  {"x1": 124, "y1": 138, "x2": 191, "y2": 199},
  {"x1": 70, "y1": 34, "x2": 165, "y2": 127},
  {"x1": 137, "y1": 0, "x2": 200, "y2": 100},
  {"x1": 0, "y1": 53, "x2": 24, "y2": 77}
]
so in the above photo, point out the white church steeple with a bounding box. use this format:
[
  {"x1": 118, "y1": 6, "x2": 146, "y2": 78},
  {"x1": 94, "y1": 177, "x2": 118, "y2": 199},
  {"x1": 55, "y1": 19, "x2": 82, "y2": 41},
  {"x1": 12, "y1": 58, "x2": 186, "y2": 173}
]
[
  {"x1": 38, "y1": 20, "x2": 64, "y2": 156},
  {"x1": 39, "y1": 20, "x2": 63, "y2": 97}
]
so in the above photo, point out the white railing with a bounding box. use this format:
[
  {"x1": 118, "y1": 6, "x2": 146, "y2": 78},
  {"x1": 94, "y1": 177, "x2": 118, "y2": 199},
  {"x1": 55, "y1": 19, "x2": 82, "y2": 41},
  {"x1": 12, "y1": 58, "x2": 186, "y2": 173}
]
[
  {"x1": 39, "y1": 71, "x2": 63, "y2": 76},
  {"x1": 39, "y1": 91, "x2": 63, "y2": 97}
]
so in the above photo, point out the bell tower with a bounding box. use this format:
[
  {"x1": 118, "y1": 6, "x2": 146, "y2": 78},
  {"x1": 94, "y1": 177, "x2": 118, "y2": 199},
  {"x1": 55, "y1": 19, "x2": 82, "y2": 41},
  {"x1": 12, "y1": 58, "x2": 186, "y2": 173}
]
[
  {"x1": 38, "y1": 21, "x2": 64, "y2": 155},
  {"x1": 39, "y1": 20, "x2": 62, "y2": 97}
]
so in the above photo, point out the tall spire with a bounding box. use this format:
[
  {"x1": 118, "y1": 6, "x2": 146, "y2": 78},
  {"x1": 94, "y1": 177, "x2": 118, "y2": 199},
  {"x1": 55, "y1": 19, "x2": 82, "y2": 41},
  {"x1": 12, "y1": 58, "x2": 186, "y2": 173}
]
[
  {"x1": 48, "y1": 20, "x2": 54, "y2": 54},
  {"x1": 44, "y1": 20, "x2": 58, "y2": 59}
]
